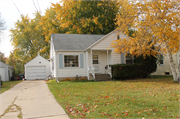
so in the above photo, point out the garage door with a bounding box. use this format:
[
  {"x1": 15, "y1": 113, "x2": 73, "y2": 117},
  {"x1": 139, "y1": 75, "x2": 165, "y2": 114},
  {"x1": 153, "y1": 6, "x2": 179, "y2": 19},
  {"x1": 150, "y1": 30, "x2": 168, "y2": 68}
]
[
  {"x1": 0, "y1": 68, "x2": 5, "y2": 81},
  {"x1": 27, "y1": 66, "x2": 46, "y2": 80}
]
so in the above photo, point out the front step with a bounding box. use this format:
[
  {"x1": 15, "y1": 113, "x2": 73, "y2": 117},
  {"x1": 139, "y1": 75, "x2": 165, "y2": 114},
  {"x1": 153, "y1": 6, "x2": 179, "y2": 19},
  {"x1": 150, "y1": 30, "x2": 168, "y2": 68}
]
[{"x1": 95, "y1": 74, "x2": 112, "y2": 81}]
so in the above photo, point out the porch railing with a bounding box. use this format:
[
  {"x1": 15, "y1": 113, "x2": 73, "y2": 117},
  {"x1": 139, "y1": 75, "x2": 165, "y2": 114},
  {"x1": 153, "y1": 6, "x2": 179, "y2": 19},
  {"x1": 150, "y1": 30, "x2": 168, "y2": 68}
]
[
  {"x1": 88, "y1": 66, "x2": 95, "y2": 79},
  {"x1": 108, "y1": 66, "x2": 112, "y2": 78}
]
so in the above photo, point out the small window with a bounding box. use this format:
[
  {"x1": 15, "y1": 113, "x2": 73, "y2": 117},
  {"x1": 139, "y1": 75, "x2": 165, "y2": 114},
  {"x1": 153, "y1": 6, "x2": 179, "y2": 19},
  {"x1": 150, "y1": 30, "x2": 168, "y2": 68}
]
[
  {"x1": 158, "y1": 54, "x2": 164, "y2": 65},
  {"x1": 93, "y1": 55, "x2": 98, "y2": 64},
  {"x1": 126, "y1": 54, "x2": 133, "y2": 64},
  {"x1": 64, "y1": 55, "x2": 79, "y2": 67},
  {"x1": 165, "y1": 72, "x2": 170, "y2": 75},
  {"x1": 117, "y1": 34, "x2": 119, "y2": 40}
]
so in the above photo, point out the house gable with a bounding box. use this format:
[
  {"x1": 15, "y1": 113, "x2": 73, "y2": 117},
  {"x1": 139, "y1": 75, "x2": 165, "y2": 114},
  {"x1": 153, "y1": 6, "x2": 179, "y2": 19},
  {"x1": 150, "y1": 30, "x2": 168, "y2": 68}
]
[
  {"x1": 24, "y1": 55, "x2": 49, "y2": 66},
  {"x1": 87, "y1": 30, "x2": 128, "y2": 50}
]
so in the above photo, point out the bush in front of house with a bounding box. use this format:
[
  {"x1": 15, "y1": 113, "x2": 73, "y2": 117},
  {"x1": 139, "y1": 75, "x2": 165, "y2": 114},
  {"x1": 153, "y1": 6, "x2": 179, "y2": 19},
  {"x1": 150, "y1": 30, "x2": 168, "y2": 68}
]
[
  {"x1": 111, "y1": 63, "x2": 148, "y2": 80},
  {"x1": 134, "y1": 55, "x2": 157, "y2": 75},
  {"x1": 111, "y1": 55, "x2": 157, "y2": 80}
]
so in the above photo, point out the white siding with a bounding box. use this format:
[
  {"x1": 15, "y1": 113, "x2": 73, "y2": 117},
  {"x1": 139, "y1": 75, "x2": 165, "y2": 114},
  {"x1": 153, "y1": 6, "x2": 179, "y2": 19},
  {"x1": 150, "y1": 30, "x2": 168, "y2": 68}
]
[
  {"x1": 90, "y1": 31, "x2": 126, "y2": 65},
  {"x1": 0, "y1": 62, "x2": 13, "y2": 81},
  {"x1": 91, "y1": 31, "x2": 127, "y2": 50},
  {"x1": 0, "y1": 68, "x2": 5, "y2": 81},
  {"x1": 56, "y1": 51, "x2": 87, "y2": 78},
  {"x1": 152, "y1": 52, "x2": 179, "y2": 75}
]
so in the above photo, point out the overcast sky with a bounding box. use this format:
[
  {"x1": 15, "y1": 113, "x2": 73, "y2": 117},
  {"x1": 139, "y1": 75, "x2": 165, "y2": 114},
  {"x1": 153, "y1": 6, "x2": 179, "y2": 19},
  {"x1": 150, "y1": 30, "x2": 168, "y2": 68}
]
[{"x1": 0, "y1": 0, "x2": 61, "y2": 57}]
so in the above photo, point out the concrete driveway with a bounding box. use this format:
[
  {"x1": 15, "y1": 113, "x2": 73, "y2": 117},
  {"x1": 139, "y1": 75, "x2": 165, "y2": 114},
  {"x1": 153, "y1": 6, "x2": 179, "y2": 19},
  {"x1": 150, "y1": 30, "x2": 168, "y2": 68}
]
[{"x1": 0, "y1": 80, "x2": 69, "y2": 119}]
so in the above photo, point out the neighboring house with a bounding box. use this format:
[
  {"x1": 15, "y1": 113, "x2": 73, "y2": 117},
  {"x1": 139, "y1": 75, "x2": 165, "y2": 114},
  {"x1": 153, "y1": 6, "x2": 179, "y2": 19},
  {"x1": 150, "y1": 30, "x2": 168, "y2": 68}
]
[
  {"x1": 50, "y1": 31, "x2": 128, "y2": 80},
  {"x1": 0, "y1": 62, "x2": 13, "y2": 81},
  {"x1": 24, "y1": 55, "x2": 50, "y2": 80},
  {"x1": 152, "y1": 52, "x2": 179, "y2": 75}
]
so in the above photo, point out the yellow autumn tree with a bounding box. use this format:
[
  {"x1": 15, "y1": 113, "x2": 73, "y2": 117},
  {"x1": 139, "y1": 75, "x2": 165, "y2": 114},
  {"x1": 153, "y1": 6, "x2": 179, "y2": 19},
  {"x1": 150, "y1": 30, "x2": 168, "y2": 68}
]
[
  {"x1": 39, "y1": 0, "x2": 119, "y2": 53},
  {"x1": 111, "y1": 0, "x2": 180, "y2": 81}
]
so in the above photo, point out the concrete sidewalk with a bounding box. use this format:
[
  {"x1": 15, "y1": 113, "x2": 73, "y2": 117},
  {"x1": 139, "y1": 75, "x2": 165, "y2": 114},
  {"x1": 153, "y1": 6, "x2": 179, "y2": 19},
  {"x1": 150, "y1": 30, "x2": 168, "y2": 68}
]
[{"x1": 0, "y1": 80, "x2": 69, "y2": 119}]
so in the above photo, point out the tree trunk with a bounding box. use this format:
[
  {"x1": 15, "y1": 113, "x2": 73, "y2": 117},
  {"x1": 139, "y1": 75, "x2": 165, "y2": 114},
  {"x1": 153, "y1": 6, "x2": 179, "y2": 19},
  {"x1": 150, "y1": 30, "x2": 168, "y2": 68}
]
[
  {"x1": 164, "y1": 40, "x2": 178, "y2": 81},
  {"x1": 166, "y1": 51, "x2": 178, "y2": 81},
  {"x1": 178, "y1": 52, "x2": 180, "y2": 81}
]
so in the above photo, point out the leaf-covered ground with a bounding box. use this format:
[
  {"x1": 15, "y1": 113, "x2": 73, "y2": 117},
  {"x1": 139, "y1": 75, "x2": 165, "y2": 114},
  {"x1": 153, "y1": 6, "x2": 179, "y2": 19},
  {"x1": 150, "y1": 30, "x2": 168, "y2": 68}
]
[
  {"x1": 47, "y1": 76, "x2": 179, "y2": 118},
  {"x1": 0, "y1": 81, "x2": 22, "y2": 93}
]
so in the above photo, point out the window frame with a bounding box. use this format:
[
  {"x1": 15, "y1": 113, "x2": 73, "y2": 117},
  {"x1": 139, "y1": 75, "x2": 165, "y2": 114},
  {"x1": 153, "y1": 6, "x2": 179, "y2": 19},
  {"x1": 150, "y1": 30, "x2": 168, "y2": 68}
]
[
  {"x1": 64, "y1": 55, "x2": 79, "y2": 68},
  {"x1": 93, "y1": 55, "x2": 99, "y2": 64}
]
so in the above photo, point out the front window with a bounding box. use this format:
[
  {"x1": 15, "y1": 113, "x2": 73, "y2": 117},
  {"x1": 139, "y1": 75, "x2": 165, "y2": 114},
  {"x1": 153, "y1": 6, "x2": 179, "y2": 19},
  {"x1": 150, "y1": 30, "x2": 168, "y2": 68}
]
[
  {"x1": 64, "y1": 55, "x2": 79, "y2": 67},
  {"x1": 126, "y1": 54, "x2": 133, "y2": 64}
]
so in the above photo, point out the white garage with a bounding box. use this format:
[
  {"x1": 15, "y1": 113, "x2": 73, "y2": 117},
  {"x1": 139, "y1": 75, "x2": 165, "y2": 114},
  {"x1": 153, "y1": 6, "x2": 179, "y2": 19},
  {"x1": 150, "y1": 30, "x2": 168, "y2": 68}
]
[
  {"x1": 0, "y1": 62, "x2": 13, "y2": 81},
  {"x1": 24, "y1": 55, "x2": 50, "y2": 80}
]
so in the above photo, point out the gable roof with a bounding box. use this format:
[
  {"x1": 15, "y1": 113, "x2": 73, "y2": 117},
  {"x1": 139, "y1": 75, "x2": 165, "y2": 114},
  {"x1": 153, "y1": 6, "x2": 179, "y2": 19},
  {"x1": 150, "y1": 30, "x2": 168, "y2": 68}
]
[
  {"x1": 24, "y1": 55, "x2": 49, "y2": 66},
  {"x1": 51, "y1": 34, "x2": 105, "y2": 51},
  {"x1": 0, "y1": 62, "x2": 13, "y2": 69}
]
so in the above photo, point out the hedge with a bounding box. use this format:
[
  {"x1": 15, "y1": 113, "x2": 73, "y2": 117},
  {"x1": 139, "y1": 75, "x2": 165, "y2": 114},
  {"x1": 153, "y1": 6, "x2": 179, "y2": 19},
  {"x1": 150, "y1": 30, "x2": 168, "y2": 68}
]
[{"x1": 111, "y1": 63, "x2": 150, "y2": 80}]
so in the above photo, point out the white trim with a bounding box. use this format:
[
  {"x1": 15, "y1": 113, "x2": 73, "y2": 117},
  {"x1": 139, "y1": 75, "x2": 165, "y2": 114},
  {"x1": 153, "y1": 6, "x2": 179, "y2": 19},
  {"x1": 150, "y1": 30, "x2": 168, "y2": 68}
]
[
  {"x1": 91, "y1": 50, "x2": 92, "y2": 72},
  {"x1": 55, "y1": 51, "x2": 58, "y2": 81},
  {"x1": 86, "y1": 51, "x2": 89, "y2": 80}
]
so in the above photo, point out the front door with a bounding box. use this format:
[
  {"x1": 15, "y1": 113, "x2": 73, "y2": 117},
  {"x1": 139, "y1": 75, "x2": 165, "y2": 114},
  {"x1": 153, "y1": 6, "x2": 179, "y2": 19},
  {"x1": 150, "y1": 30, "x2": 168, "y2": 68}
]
[{"x1": 92, "y1": 54, "x2": 101, "y2": 73}]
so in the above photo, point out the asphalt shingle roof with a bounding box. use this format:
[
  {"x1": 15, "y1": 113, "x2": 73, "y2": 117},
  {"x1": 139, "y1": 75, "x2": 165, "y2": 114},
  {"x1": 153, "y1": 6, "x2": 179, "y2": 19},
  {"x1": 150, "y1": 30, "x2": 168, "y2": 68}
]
[{"x1": 51, "y1": 34, "x2": 105, "y2": 51}]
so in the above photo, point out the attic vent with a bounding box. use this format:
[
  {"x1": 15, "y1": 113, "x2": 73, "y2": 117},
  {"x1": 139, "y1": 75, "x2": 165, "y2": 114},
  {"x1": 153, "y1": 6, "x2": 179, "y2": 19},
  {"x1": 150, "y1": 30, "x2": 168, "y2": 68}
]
[
  {"x1": 117, "y1": 35, "x2": 119, "y2": 40},
  {"x1": 165, "y1": 72, "x2": 170, "y2": 75}
]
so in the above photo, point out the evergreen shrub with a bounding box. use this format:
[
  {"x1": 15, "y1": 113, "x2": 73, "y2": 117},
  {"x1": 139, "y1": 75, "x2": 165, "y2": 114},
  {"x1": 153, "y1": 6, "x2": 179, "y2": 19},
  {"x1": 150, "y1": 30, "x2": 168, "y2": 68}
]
[{"x1": 111, "y1": 55, "x2": 157, "y2": 80}]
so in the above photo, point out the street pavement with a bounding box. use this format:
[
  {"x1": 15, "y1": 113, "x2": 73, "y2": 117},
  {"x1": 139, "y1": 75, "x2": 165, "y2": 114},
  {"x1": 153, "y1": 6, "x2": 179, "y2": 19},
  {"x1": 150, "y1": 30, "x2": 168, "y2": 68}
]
[{"x1": 0, "y1": 80, "x2": 69, "y2": 119}]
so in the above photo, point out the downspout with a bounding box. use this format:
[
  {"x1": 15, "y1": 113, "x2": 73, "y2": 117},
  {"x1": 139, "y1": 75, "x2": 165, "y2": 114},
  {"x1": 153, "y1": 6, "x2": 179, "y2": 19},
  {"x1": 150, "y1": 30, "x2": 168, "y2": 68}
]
[{"x1": 55, "y1": 51, "x2": 59, "y2": 83}]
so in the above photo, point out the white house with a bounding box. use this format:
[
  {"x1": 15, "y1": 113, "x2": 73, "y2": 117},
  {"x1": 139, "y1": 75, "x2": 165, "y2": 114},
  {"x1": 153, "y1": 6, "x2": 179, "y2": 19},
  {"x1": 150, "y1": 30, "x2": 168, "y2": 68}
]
[
  {"x1": 0, "y1": 62, "x2": 13, "y2": 81},
  {"x1": 152, "y1": 52, "x2": 179, "y2": 75},
  {"x1": 50, "y1": 30, "x2": 128, "y2": 80},
  {"x1": 24, "y1": 55, "x2": 50, "y2": 80}
]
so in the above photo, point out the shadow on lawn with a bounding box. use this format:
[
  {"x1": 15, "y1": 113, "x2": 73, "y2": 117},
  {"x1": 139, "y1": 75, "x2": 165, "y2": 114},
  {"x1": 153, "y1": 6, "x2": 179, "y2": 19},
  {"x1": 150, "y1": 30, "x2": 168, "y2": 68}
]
[
  {"x1": 48, "y1": 75, "x2": 178, "y2": 84},
  {"x1": 114, "y1": 75, "x2": 179, "y2": 84}
]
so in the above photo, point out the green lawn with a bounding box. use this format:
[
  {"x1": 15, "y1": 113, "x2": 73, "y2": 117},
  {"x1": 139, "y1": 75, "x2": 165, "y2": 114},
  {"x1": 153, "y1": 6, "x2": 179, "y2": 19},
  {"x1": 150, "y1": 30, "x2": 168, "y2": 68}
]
[
  {"x1": 0, "y1": 81, "x2": 22, "y2": 93},
  {"x1": 47, "y1": 76, "x2": 179, "y2": 118}
]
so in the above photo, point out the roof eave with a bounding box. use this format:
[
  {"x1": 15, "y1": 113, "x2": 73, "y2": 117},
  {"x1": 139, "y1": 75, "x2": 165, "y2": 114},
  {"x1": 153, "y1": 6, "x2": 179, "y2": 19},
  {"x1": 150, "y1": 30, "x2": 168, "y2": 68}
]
[{"x1": 54, "y1": 50, "x2": 84, "y2": 52}]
